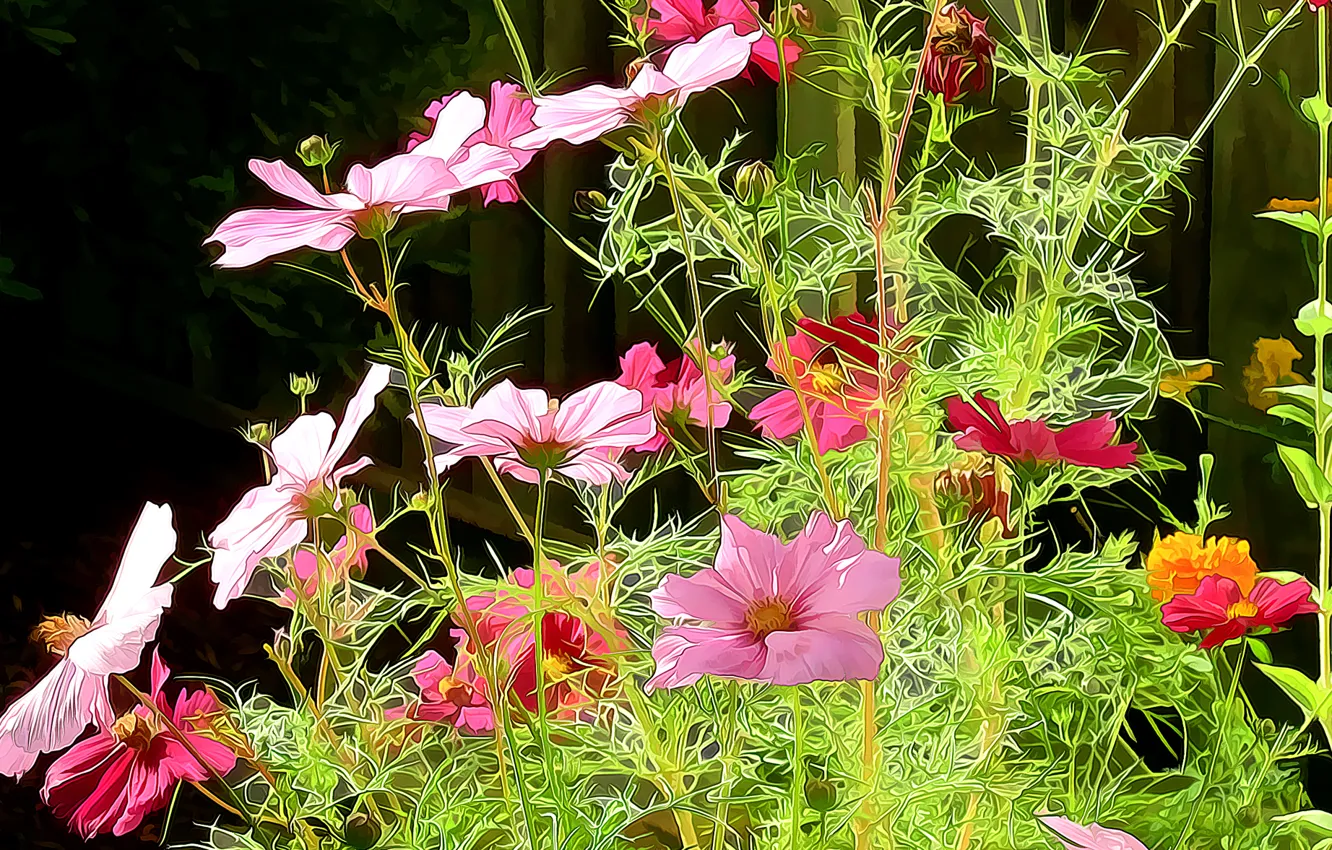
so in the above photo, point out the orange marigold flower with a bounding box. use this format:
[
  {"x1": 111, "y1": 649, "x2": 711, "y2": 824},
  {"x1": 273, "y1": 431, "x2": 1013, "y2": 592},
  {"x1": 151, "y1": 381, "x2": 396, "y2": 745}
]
[{"x1": 1145, "y1": 532, "x2": 1258, "y2": 602}]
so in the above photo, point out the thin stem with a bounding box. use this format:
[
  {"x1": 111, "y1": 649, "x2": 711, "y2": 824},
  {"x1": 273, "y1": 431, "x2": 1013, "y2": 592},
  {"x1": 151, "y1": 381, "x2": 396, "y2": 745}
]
[
  {"x1": 883, "y1": 0, "x2": 948, "y2": 208},
  {"x1": 789, "y1": 687, "x2": 805, "y2": 850},
  {"x1": 1317, "y1": 7, "x2": 1331, "y2": 689},
  {"x1": 711, "y1": 683, "x2": 740, "y2": 850},
  {"x1": 656, "y1": 130, "x2": 722, "y2": 506},
  {"x1": 492, "y1": 0, "x2": 538, "y2": 95},
  {"x1": 1171, "y1": 642, "x2": 1246, "y2": 850},
  {"x1": 530, "y1": 468, "x2": 565, "y2": 817},
  {"x1": 482, "y1": 457, "x2": 535, "y2": 544}
]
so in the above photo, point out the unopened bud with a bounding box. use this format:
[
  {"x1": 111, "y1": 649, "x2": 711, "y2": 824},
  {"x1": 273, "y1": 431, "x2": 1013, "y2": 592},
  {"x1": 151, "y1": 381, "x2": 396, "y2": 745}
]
[
  {"x1": 289, "y1": 373, "x2": 319, "y2": 399},
  {"x1": 734, "y1": 161, "x2": 776, "y2": 210},
  {"x1": 243, "y1": 421, "x2": 274, "y2": 446},
  {"x1": 804, "y1": 777, "x2": 837, "y2": 812},
  {"x1": 353, "y1": 205, "x2": 400, "y2": 240},
  {"x1": 790, "y1": 3, "x2": 815, "y2": 31},
  {"x1": 297, "y1": 135, "x2": 337, "y2": 168},
  {"x1": 573, "y1": 189, "x2": 610, "y2": 219},
  {"x1": 409, "y1": 490, "x2": 433, "y2": 511}
]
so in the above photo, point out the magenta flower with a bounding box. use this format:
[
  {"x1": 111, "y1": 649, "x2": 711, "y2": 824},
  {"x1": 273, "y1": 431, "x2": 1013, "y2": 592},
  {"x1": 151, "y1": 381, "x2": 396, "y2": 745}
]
[
  {"x1": 512, "y1": 24, "x2": 761, "y2": 149},
  {"x1": 406, "y1": 83, "x2": 538, "y2": 206},
  {"x1": 616, "y1": 340, "x2": 736, "y2": 452},
  {"x1": 638, "y1": 0, "x2": 804, "y2": 81},
  {"x1": 1039, "y1": 816, "x2": 1148, "y2": 850},
  {"x1": 1161, "y1": 573, "x2": 1318, "y2": 649},
  {"x1": 42, "y1": 652, "x2": 237, "y2": 839},
  {"x1": 389, "y1": 634, "x2": 495, "y2": 734},
  {"x1": 205, "y1": 125, "x2": 516, "y2": 268},
  {"x1": 647, "y1": 513, "x2": 900, "y2": 689},
  {"x1": 276, "y1": 503, "x2": 375, "y2": 608},
  {"x1": 414, "y1": 379, "x2": 656, "y2": 485},
  {"x1": 946, "y1": 393, "x2": 1138, "y2": 469},
  {"x1": 0, "y1": 503, "x2": 176, "y2": 778},
  {"x1": 209, "y1": 364, "x2": 390, "y2": 609}
]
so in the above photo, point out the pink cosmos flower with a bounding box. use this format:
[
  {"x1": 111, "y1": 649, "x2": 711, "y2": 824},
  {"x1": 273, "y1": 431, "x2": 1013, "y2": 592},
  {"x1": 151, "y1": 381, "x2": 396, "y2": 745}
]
[
  {"x1": 616, "y1": 340, "x2": 736, "y2": 452},
  {"x1": 414, "y1": 379, "x2": 656, "y2": 485},
  {"x1": 0, "y1": 502, "x2": 176, "y2": 778},
  {"x1": 406, "y1": 83, "x2": 538, "y2": 206},
  {"x1": 275, "y1": 503, "x2": 375, "y2": 608},
  {"x1": 389, "y1": 633, "x2": 495, "y2": 734},
  {"x1": 42, "y1": 652, "x2": 237, "y2": 839},
  {"x1": 205, "y1": 119, "x2": 516, "y2": 268},
  {"x1": 647, "y1": 512, "x2": 900, "y2": 689},
  {"x1": 639, "y1": 0, "x2": 804, "y2": 81},
  {"x1": 946, "y1": 393, "x2": 1138, "y2": 469},
  {"x1": 209, "y1": 364, "x2": 390, "y2": 608},
  {"x1": 512, "y1": 24, "x2": 761, "y2": 149},
  {"x1": 1161, "y1": 573, "x2": 1318, "y2": 649},
  {"x1": 1039, "y1": 816, "x2": 1148, "y2": 850}
]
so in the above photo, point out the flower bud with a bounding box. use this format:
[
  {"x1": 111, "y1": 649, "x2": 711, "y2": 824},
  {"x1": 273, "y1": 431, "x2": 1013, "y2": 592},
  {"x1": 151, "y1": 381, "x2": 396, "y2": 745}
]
[
  {"x1": 289, "y1": 372, "x2": 319, "y2": 400},
  {"x1": 923, "y1": 4, "x2": 996, "y2": 105},
  {"x1": 790, "y1": 3, "x2": 815, "y2": 31},
  {"x1": 573, "y1": 189, "x2": 611, "y2": 219},
  {"x1": 936, "y1": 452, "x2": 1013, "y2": 537},
  {"x1": 243, "y1": 421, "x2": 274, "y2": 446},
  {"x1": 734, "y1": 161, "x2": 776, "y2": 210},
  {"x1": 803, "y1": 776, "x2": 838, "y2": 812},
  {"x1": 409, "y1": 490, "x2": 434, "y2": 512},
  {"x1": 342, "y1": 811, "x2": 382, "y2": 849},
  {"x1": 297, "y1": 135, "x2": 337, "y2": 168}
]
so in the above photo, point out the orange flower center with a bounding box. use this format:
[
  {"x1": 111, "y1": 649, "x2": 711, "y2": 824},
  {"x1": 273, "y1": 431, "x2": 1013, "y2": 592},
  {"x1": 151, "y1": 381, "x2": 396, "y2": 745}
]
[
  {"x1": 1227, "y1": 599, "x2": 1260, "y2": 619},
  {"x1": 31, "y1": 614, "x2": 92, "y2": 657},
  {"x1": 806, "y1": 362, "x2": 844, "y2": 395},
  {"x1": 543, "y1": 653, "x2": 576, "y2": 679},
  {"x1": 745, "y1": 598, "x2": 794, "y2": 639},
  {"x1": 111, "y1": 711, "x2": 158, "y2": 751}
]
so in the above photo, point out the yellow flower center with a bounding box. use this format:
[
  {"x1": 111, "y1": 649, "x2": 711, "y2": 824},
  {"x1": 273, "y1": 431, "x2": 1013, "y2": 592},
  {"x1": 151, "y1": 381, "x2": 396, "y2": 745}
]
[
  {"x1": 1227, "y1": 599, "x2": 1260, "y2": 619},
  {"x1": 543, "y1": 654, "x2": 576, "y2": 679},
  {"x1": 745, "y1": 598, "x2": 794, "y2": 639},
  {"x1": 111, "y1": 711, "x2": 158, "y2": 751},
  {"x1": 30, "y1": 614, "x2": 92, "y2": 657},
  {"x1": 806, "y1": 362, "x2": 844, "y2": 395}
]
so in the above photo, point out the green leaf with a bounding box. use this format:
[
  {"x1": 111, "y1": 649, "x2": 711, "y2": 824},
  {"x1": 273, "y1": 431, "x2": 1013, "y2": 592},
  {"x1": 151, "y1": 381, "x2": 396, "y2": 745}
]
[
  {"x1": 1276, "y1": 444, "x2": 1332, "y2": 508},
  {"x1": 1266, "y1": 8, "x2": 1285, "y2": 27},
  {"x1": 1267, "y1": 403, "x2": 1316, "y2": 430},
  {"x1": 1256, "y1": 209, "x2": 1324, "y2": 236},
  {"x1": 251, "y1": 112, "x2": 280, "y2": 145},
  {"x1": 0, "y1": 278, "x2": 40, "y2": 300},
  {"x1": 1246, "y1": 637, "x2": 1274, "y2": 664},
  {"x1": 1302, "y1": 95, "x2": 1332, "y2": 128},
  {"x1": 1256, "y1": 664, "x2": 1332, "y2": 726},
  {"x1": 1274, "y1": 810, "x2": 1332, "y2": 836},
  {"x1": 27, "y1": 27, "x2": 76, "y2": 44},
  {"x1": 1297, "y1": 299, "x2": 1332, "y2": 338}
]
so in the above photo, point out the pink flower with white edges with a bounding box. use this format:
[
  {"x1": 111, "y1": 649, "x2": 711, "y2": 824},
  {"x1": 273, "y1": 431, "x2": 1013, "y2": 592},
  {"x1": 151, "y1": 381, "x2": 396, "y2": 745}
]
[
  {"x1": 638, "y1": 0, "x2": 804, "y2": 81},
  {"x1": 41, "y1": 651, "x2": 237, "y2": 838},
  {"x1": 413, "y1": 379, "x2": 656, "y2": 485},
  {"x1": 512, "y1": 24, "x2": 761, "y2": 149},
  {"x1": 209, "y1": 364, "x2": 390, "y2": 609},
  {"x1": 1039, "y1": 816, "x2": 1148, "y2": 850},
  {"x1": 276, "y1": 503, "x2": 375, "y2": 608},
  {"x1": 616, "y1": 340, "x2": 736, "y2": 452},
  {"x1": 0, "y1": 502, "x2": 176, "y2": 778},
  {"x1": 406, "y1": 83, "x2": 538, "y2": 206},
  {"x1": 647, "y1": 512, "x2": 900, "y2": 689},
  {"x1": 205, "y1": 122, "x2": 516, "y2": 268}
]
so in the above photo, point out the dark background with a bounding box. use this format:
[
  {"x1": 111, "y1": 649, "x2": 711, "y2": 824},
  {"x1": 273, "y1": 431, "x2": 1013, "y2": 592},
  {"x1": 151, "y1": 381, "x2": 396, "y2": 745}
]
[{"x1": 0, "y1": 0, "x2": 1325, "y2": 845}]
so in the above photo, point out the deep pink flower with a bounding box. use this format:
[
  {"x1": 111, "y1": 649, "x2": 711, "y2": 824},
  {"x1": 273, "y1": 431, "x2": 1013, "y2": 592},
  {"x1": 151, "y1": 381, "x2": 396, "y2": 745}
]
[
  {"x1": 389, "y1": 633, "x2": 495, "y2": 734},
  {"x1": 638, "y1": 0, "x2": 803, "y2": 82},
  {"x1": 923, "y1": 4, "x2": 996, "y2": 104},
  {"x1": 0, "y1": 503, "x2": 176, "y2": 778},
  {"x1": 209, "y1": 364, "x2": 390, "y2": 608},
  {"x1": 414, "y1": 379, "x2": 656, "y2": 485},
  {"x1": 406, "y1": 83, "x2": 538, "y2": 206},
  {"x1": 647, "y1": 512, "x2": 900, "y2": 688},
  {"x1": 41, "y1": 652, "x2": 237, "y2": 839},
  {"x1": 1039, "y1": 817, "x2": 1148, "y2": 850},
  {"x1": 750, "y1": 313, "x2": 905, "y2": 454},
  {"x1": 946, "y1": 393, "x2": 1138, "y2": 469},
  {"x1": 205, "y1": 121, "x2": 516, "y2": 268},
  {"x1": 513, "y1": 24, "x2": 761, "y2": 149},
  {"x1": 275, "y1": 503, "x2": 375, "y2": 608},
  {"x1": 616, "y1": 340, "x2": 736, "y2": 452},
  {"x1": 1161, "y1": 574, "x2": 1318, "y2": 649},
  {"x1": 1311, "y1": 0, "x2": 1328, "y2": 11}
]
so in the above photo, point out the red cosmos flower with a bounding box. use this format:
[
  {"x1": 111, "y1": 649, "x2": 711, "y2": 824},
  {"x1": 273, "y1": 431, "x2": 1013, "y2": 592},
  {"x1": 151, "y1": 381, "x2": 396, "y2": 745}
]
[
  {"x1": 750, "y1": 313, "x2": 907, "y2": 454},
  {"x1": 1311, "y1": 0, "x2": 1329, "y2": 11},
  {"x1": 1162, "y1": 574, "x2": 1318, "y2": 649},
  {"x1": 946, "y1": 393, "x2": 1138, "y2": 469},
  {"x1": 41, "y1": 652, "x2": 237, "y2": 839},
  {"x1": 639, "y1": 0, "x2": 805, "y2": 82},
  {"x1": 923, "y1": 4, "x2": 996, "y2": 104}
]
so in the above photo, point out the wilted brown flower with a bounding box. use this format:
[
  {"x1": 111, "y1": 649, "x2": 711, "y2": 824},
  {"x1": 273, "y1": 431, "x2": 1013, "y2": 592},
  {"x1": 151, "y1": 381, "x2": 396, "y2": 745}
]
[
  {"x1": 924, "y1": 4, "x2": 996, "y2": 105},
  {"x1": 31, "y1": 614, "x2": 93, "y2": 657},
  {"x1": 937, "y1": 452, "x2": 1013, "y2": 538},
  {"x1": 1241, "y1": 337, "x2": 1307, "y2": 410}
]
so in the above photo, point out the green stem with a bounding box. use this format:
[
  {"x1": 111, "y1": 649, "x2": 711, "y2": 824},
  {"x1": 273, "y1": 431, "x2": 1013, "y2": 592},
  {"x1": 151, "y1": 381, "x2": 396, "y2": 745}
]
[
  {"x1": 1172, "y1": 642, "x2": 1246, "y2": 850},
  {"x1": 711, "y1": 683, "x2": 740, "y2": 850},
  {"x1": 789, "y1": 687, "x2": 805, "y2": 850},
  {"x1": 492, "y1": 0, "x2": 538, "y2": 95},
  {"x1": 530, "y1": 468, "x2": 565, "y2": 818},
  {"x1": 1317, "y1": 8, "x2": 1331, "y2": 690}
]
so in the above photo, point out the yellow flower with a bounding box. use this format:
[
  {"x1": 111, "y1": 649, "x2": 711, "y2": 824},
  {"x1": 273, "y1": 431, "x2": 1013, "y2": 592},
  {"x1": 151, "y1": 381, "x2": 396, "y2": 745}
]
[
  {"x1": 1159, "y1": 362, "x2": 1213, "y2": 401},
  {"x1": 1145, "y1": 532, "x2": 1259, "y2": 602},
  {"x1": 1242, "y1": 337, "x2": 1307, "y2": 410}
]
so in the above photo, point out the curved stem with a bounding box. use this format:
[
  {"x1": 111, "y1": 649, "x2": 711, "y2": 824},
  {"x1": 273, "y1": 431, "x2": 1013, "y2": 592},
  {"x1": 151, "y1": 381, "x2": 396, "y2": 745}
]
[{"x1": 530, "y1": 468, "x2": 565, "y2": 818}]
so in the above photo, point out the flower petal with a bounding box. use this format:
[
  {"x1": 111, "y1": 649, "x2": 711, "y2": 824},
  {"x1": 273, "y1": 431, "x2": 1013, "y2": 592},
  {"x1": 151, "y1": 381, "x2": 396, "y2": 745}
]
[{"x1": 758, "y1": 614, "x2": 884, "y2": 684}]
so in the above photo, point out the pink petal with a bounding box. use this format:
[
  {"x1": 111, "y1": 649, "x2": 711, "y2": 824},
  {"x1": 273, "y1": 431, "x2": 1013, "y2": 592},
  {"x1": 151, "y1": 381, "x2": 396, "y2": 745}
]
[
  {"x1": 0, "y1": 660, "x2": 108, "y2": 777},
  {"x1": 553, "y1": 381, "x2": 656, "y2": 447},
  {"x1": 617, "y1": 342, "x2": 668, "y2": 394},
  {"x1": 1249, "y1": 576, "x2": 1319, "y2": 625},
  {"x1": 210, "y1": 510, "x2": 308, "y2": 609},
  {"x1": 750, "y1": 390, "x2": 805, "y2": 440},
  {"x1": 646, "y1": 625, "x2": 766, "y2": 689},
  {"x1": 713, "y1": 514, "x2": 791, "y2": 601},
  {"x1": 642, "y1": 0, "x2": 711, "y2": 41},
  {"x1": 556, "y1": 450, "x2": 635, "y2": 485},
  {"x1": 757, "y1": 614, "x2": 884, "y2": 684},
  {"x1": 270, "y1": 412, "x2": 338, "y2": 484},
  {"x1": 650, "y1": 570, "x2": 750, "y2": 625},
  {"x1": 247, "y1": 158, "x2": 361, "y2": 211},
  {"x1": 514, "y1": 85, "x2": 639, "y2": 149},
  {"x1": 69, "y1": 595, "x2": 172, "y2": 677},
  {"x1": 323, "y1": 363, "x2": 392, "y2": 479},
  {"x1": 1161, "y1": 575, "x2": 1240, "y2": 633},
  {"x1": 344, "y1": 155, "x2": 457, "y2": 207},
  {"x1": 204, "y1": 207, "x2": 356, "y2": 268},
  {"x1": 96, "y1": 502, "x2": 176, "y2": 623},
  {"x1": 782, "y1": 513, "x2": 900, "y2": 617},
  {"x1": 1039, "y1": 816, "x2": 1149, "y2": 850},
  {"x1": 659, "y1": 24, "x2": 762, "y2": 100},
  {"x1": 407, "y1": 91, "x2": 487, "y2": 163},
  {"x1": 467, "y1": 380, "x2": 553, "y2": 445}
]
